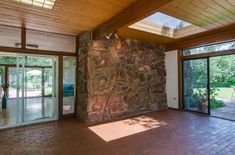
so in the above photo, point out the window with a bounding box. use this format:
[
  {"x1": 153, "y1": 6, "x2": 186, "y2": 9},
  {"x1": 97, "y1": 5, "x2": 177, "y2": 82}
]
[
  {"x1": 14, "y1": 0, "x2": 56, "y2": 9},
  {"x1": 183, "y1": 41, "x2": 235, "y2": 56},
  {"x1": 128, "y1": 12, "x2": 192, "y2": 38},
  {"x1": 63, "y1": 56, "x2": 76, "y2": 115},
  {"x1": 144, "y1": 12, "x2": 190, "y2": 30}
]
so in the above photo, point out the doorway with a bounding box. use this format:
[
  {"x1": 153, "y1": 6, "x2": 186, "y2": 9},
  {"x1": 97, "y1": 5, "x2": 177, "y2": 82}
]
[
  {"x1": 183, "y1": 55, "x2": 235, "y2": 121},
  {"x1": 0, "y1": 53, "x2": 58, "y2": 128},
  {"x1": 183, "y1": 58, "x2": 210, "y2": 114}
]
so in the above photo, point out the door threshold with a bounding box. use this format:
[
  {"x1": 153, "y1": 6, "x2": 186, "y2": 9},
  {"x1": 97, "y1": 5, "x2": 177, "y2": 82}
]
[
  {"x1": 210, "y1": 115, "x2": 235, "y2": 122},
  {"x1": 184, "y1": 110, "x2": 235, "y2": 122},
  {"x1": 0, "y1": 119, "x2": 58, "y2": 131}
]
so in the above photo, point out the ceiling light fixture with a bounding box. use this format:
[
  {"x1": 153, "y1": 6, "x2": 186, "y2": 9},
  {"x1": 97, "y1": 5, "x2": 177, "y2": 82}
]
[{"x1": 14, "y1": 0, "x2": 56, "y2": 9}]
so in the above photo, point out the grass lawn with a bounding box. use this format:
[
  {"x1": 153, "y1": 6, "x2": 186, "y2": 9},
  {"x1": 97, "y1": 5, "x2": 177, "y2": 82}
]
[
  {"x1": 194, "y1": 87, "x2": 234, "y2": 99},
  {"x1": 215, "y1": 87, "x2": 234, "y2": 99},
  {"x1": 45, "y1": 87, "x2": 53, "y2": 96}
]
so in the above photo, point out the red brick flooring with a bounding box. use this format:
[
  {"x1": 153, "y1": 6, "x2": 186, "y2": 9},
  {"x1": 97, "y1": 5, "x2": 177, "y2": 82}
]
[{"x1": 1, "y1": 109, "x2": 235, "y2": 155}]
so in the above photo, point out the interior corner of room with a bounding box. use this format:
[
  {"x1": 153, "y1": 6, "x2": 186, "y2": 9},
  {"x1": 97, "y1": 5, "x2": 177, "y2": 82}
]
[{"x1": 1, "y1": 1, "x2": 235, "y2": 154}]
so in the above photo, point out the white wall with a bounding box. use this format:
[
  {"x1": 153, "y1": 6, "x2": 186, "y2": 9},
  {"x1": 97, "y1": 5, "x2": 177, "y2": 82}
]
[{"x1": 165, "y1": 50, "x2": 179, "y2": 109}]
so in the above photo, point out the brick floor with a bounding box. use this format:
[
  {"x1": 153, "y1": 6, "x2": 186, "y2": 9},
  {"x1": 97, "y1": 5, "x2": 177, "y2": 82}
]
[{"x1": 0, "y1": 109, "x2": 235, "y2": 155}]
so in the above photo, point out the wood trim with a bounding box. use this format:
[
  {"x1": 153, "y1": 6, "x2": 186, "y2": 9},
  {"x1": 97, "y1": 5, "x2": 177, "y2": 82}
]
[
  {"x1": 177, "y1": 50, "x2": 183, "y2": 110},
  {"x1": 21, "y1": 27, "x2": 26, "y2": 49},
  {"x1": 76, "y1": 36, "x2": 79, "y2": 56},
  {"x1": 0, "y1": 46, "x2": 77, "y2": 56},
  {"x1": 61, "y1": 114, "x2": 76, "y2": 119},
  {"x1": 74, "y1": 56, "x2": 78, "y2": 117},
  {"x1": 59, "y1": 56, "x2": 77, "y2": 119},
  {"x1": 5, "y1": 66, "x2": 8, "y2": 97},
  {"x1": 93, "y1": 0, "x2": 173, "y2": 39},
  {"x1": 182, "y1": 48, "x2": 235, "y2": 60},
  {"x1": 166, "y1": 24, "x2": 235, "y2": 51},
  {"x1": 58, "y1": 55, "x2": 63, "y2": 119},
  {"x1": 0, "y1": 64, "x2": 52, "y2": 68}
]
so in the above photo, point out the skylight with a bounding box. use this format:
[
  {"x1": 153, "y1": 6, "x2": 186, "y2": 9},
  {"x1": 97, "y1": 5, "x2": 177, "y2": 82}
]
[
  {"x1": 144, "y1": 12, "x2": 190, "y2": 30},
  {"x1": 14, "y1": 0, "x2": 56, "y2": 9}
]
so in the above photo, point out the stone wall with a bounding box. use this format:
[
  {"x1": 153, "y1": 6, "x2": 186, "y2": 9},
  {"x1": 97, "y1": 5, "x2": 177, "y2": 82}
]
[
  {"x1": 77, "y1": 32, "x2": 167, "y2": 124},
  {"x1": 77, "y1": 32, "x2": 90, "y2": 122}
]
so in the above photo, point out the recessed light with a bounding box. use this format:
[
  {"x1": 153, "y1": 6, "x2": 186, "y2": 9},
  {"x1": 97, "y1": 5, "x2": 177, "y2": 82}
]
[{"x1": 14, "y1": 0, "x2": 56, "y2": 9}]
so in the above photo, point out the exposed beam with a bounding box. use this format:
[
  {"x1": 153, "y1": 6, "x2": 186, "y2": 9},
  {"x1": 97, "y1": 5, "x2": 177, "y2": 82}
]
[
  {"x1": 166, "y1": 24, "x2": 235, "y2": 51},
  {"x1": 93, "y1": 0, "x2": 173, "y2": 39}
]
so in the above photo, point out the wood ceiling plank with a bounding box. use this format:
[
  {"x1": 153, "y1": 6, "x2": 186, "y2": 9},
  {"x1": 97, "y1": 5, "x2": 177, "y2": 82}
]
[
  {"x1": 200, "y1": 0, "x2": 235, "y2": 24},
  {"x1": 214, "y1": 0, "x2": 235, "y2": 15},
  {"x1": 227, "y1": 0, "x2": 235, "y2": 6},
  {"x1": 180, "y1": 0, "x2": 226, "y2": 28},
  {"x1": 159, "y1": 2, "x2": 209, "y2": 27},
  {"x1": 0, "y1": 0, "x2": 136, "y2": 35},
  {"x1": 160, "y1": 0, "x2": 223, "y2": 29}
]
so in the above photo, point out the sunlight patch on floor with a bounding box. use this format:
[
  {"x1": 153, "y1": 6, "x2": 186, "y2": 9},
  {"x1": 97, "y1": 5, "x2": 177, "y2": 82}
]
[{"x1": 89, "y1": 115, "x2": 166, "y2": 142}]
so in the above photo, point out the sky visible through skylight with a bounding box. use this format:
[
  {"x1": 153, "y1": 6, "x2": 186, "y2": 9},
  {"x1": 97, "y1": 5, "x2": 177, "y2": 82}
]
[{"x1": 144, "y1": 12, "x2": 191, "y2": 30}]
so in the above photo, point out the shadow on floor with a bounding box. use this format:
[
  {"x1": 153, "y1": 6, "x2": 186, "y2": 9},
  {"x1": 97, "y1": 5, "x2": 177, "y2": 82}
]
[{"x1": 1, "y1": 110, "x2": 235, "y2": 155}]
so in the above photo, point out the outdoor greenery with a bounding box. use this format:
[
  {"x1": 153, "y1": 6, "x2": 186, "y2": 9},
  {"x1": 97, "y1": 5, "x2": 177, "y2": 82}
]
[
  {"x1": 184, "y1": 41, "x2": 235, "y2": 56},
  {"x1": 210, "y1": 100, "x2": 224, "y2": 109},
  {"x1": 184, "y1": 44, "x2": 235, "y2": 110},
  {"x1": 0, "y1": 56, "x2": 52, "y2": 66},
  {"x1": 0, "y1": 56, "x2": 53, "y2": 97}
]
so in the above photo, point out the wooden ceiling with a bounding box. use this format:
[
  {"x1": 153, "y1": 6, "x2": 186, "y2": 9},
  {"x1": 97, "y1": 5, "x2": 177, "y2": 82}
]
[
  {"x1": 118, "y1": 0, "x2": 235, "y2": 45},
  {"x1": 159, "y1": 0, "x2": 235, "y2": 30},
  {"x1": 0, "y1": 0, "x2": 235, "y2": 48},
  {"x1": 0, "y1": 0, "x2": 136, "y2": 35}
]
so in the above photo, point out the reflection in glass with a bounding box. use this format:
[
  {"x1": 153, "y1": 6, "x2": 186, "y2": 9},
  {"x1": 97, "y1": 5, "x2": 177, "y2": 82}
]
[
  {"x1": 183, "y1": 41, "x2": 235, "y2": 56},
  {"x1": 63, "y1": 56, "x2": 76, "y2": 115},
  {"x1": 183, "y1": 59, "x2": 209, "y2": 113}
]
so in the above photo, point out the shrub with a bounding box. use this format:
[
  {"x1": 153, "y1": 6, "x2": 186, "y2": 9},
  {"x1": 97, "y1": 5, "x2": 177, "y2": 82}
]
[{"x1": 210, "y1": 100, "x2": 224, "y2": 108}]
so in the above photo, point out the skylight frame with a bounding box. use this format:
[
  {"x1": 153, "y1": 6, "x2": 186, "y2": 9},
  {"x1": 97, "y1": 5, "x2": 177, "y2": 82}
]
[
  {"x1": 128, "y1": 12, "x2": 198, "y2": 38},
  {"x1": 14, "y1": 0, "x2": 56, "y2": 10}
]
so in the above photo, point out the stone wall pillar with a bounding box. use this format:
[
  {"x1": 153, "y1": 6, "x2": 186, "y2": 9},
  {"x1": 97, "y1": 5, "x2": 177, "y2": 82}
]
[
  {"x1": 77, "y1": 32, "x2": 91, "y2": 122},
  {"x1": 77, "y1": 34, "x2": 167, "y2": 124}
]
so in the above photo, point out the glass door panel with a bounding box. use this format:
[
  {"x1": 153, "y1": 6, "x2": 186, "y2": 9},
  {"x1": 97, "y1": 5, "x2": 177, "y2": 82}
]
[
  {"x1": 183, "y1": 58, "x2": 209, "y2": 114},
  {"x1": 17, "y1": 54, "x2": 57, "y2": 123},
  {"x1": 0, "y1": 53, "x2": 58, "y2": 129},
  {"x1": 210, "y1": 55, "x2": 235, "y2": 120},
  {"x1": 63, "y1": 56, "x2": 76, "y2": 115}
]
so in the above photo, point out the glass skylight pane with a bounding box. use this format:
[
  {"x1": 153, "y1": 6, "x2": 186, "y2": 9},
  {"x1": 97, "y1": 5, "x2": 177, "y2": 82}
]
[
  {"x1": 14, "y1": 0, "x2": 56, "y2": 9},
  {"x1": 144, "y1": 12, "x2": 191, "y2": 30},
  {"x1": 33, "y1": 1, "x2": 43, "y2": 7},
  {"x1": 34, "y1": 0, "x2": 44, "y2": 3},
  {"x1": 43, "y1": 4, "x2": 53, "y2": 9},
  {"x1": 44, "y1": 1, "x2": 54, "y2": 5},
  {"x1": 21, "y1": 0, "x2": 32, "y2": 5}
]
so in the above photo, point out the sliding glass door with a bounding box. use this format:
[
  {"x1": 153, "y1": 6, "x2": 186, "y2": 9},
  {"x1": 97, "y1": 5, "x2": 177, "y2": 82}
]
[
  {"x1": 17, "y1": 54, "x2": 58, "y2": 124},
  {"x1": 183, "y1": 58, "x2": 209, "y2": 114},
  {"x1": 0, "y1": 53, "x2": 58, "y2": 129}
]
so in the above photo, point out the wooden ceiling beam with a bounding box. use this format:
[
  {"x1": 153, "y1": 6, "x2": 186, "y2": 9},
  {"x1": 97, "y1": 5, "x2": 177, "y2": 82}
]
[
  {"x1": 92, "y1": 0, "x2": 173, "y2": 40},
  {"x1": 166, "y1": 24, "x2": 235, "y2": 51}
]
